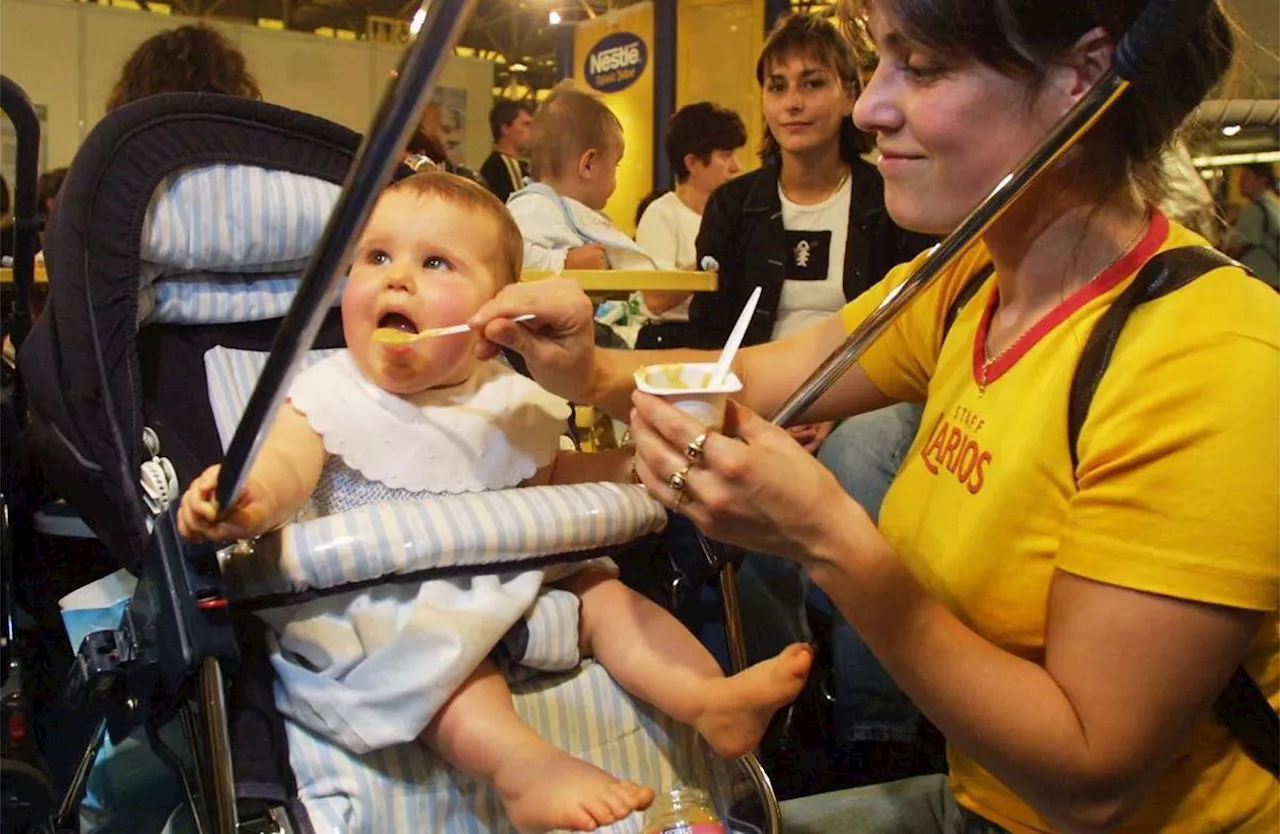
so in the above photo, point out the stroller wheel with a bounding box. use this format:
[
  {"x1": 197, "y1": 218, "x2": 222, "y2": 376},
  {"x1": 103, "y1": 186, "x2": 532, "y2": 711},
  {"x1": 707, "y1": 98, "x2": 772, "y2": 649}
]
[{"x1": 1, "y1": 754, "x2": 56, "y2": 831}]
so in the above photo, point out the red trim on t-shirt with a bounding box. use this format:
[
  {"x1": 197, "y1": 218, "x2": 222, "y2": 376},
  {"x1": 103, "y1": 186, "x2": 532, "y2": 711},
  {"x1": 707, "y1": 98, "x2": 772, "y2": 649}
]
[{"x1": 972, "y1": 210, "x2": 1170, "y2": 387}]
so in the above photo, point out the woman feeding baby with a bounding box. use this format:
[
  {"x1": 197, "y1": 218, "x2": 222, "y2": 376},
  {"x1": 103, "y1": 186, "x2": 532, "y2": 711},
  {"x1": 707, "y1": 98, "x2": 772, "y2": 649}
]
[{"x1": 178, "y1": 171, "x2": 811, "y2": 833}]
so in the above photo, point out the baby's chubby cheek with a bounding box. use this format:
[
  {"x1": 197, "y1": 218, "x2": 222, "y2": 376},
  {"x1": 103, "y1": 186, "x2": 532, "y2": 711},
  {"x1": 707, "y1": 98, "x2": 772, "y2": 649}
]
[{"x1": 418, "y1": 289, "x2": 487, "y2": 369}]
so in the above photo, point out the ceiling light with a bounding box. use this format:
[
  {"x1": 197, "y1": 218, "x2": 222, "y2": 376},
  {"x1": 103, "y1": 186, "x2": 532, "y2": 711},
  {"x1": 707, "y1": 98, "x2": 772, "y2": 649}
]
[
  {"x1": 510, "y1": 62, "x2": 528, "y2": 72},
  {"x1": 409, "y1": 6, "x2": 426, "y2": 35},
  {"x1": 1192, "y1": 150, "x2": 1280, "y2": 168},
  {"x1": 1221, "y1": 124, "x2": 1242, "y2": 137},
  {"x1": 549, "y1": 10, "x2": 561, "y2": 24}
]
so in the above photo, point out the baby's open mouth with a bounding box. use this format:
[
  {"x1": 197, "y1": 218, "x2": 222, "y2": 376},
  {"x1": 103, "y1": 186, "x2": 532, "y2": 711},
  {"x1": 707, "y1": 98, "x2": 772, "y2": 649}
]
[{"x1": 377, "y1": 312, "x2": 418, "y2": 334}]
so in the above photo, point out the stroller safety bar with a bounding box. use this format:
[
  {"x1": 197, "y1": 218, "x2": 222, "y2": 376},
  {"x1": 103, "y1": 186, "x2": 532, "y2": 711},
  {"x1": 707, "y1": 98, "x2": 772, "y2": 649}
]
[{"x1": 223, "y1": 483, "x2": 667, "y2": 605}]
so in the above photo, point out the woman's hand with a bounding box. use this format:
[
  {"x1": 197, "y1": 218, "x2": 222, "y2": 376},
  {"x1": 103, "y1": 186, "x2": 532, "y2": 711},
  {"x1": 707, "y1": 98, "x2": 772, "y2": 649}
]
[
  {"x1": 630, "y1": 395, "x2": 871, "y2": 565},
  {"x1": 470, "y1": 277, "x2": 600, "y2": 404}
]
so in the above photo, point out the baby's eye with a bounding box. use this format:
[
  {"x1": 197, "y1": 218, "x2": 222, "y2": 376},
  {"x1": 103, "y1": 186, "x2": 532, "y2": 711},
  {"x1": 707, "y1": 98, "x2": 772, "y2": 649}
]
[
  {"x1": 424, "y1": 255, "x2": 454, "y2": 271},
  {"x1": 367, "y1": 249, "x2": 390, "y2": 266}
]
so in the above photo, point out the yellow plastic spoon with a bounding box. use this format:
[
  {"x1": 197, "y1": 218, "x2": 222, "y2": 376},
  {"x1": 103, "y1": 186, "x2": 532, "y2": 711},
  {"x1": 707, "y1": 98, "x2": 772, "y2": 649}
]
[{"x1": 373, "y1": 314, "x2": 535, "y2": 345}]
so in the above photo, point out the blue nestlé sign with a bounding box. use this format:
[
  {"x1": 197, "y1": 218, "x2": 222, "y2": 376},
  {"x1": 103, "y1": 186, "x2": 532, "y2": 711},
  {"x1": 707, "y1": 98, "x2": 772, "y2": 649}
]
[{"x1": 583, "y1": 31, "x2": 648, "y2": 93}]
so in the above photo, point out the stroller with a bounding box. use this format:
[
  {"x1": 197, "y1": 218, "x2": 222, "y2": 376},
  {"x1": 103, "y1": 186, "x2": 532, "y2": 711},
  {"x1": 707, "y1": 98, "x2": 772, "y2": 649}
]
[{"x1": 13, "y1": 82, "x2": 780, "y2": 834}]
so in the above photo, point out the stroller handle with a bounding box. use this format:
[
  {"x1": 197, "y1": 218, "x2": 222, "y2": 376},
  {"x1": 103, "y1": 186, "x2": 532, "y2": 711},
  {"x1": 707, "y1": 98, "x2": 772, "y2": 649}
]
[
  {"x1": 215, "y1": 0, "x2": 478, "y2": 512},
  {"x1": 769, "y1": 0, "x2": 1213, "y2": 428}
]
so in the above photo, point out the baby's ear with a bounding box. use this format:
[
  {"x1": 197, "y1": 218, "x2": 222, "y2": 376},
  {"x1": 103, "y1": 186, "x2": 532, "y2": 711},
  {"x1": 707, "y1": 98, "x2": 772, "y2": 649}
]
[{"x1": 578, "y1": 148, "x2": 599, "y2": 178}]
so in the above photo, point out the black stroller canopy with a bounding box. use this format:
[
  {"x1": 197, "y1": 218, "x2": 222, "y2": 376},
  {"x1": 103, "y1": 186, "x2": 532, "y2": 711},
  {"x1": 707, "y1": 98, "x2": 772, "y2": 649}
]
[{"x1": 20, "y1": 93, "x2": 365, "y2": 569}]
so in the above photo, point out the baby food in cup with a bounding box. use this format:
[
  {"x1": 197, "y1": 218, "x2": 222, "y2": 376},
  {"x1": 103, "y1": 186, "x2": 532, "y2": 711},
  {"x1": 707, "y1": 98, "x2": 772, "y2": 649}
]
[
  {"x1": 642, "y1": 787, "x2": 726, "y2": 834},
  {"x1": 634, "y1": 362, "x2": 743, "y2": 430}
]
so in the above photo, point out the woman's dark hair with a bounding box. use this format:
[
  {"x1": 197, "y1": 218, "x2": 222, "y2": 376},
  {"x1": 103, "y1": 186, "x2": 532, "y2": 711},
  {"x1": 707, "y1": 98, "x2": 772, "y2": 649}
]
[
  {"x1": 37, "y1": 167, "x2": 69, "y2": 215},
  {"x1": 635, "y1": 189, "x2": 670, "y2": 227},
  {"x1": 756, "y1": 13, "x2": 874, "y2": 163},
  {"x1": 666, "y1": 103, "x2": 747, "y2": 182},
  {"x1": 406, "y1": 129, "x2": 449, "y2": 162},
  {"x1": 106, "y1": 24, "x2": 261, "y2": 112},
  {"x1": 1242, "y1": 162, "x2": 1278, "y2": 190},
  {"x1": 840, "y1": 0, "x2": 1234, "y2": 200}
]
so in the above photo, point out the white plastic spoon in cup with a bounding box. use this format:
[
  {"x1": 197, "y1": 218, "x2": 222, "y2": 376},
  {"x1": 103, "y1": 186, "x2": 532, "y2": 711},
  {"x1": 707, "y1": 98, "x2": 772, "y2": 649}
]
[
  {"x1": 707, "y1": 286, "x2": 761, "y2": 388},
  {"x1": 373, "y1": 314, "x2": 535, "y2": 345}
]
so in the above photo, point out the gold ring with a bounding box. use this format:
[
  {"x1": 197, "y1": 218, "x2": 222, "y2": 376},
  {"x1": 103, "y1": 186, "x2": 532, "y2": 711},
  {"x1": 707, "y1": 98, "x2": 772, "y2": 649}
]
[
  {"x1": 667, "y1": 466, "x2": 690, "y2": 492},
  {"x1": 685, "y1": 432, "x2": 708, "y2": 462}
]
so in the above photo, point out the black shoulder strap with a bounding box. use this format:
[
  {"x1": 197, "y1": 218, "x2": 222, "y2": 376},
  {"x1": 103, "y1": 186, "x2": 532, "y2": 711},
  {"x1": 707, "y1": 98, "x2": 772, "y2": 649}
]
[
  {"x1": 941, "y1": 262, "x2": 995, "y2": 344},
  {"x1": 1066, "y1": 245, "x2": 1278, "y2": 779},
  {"x1": 1215, "y1": 666, "x2": 1280, "y2": 777},
  {"x1": 1068, "y1": 246, "x2": 1240, "y2": 468}
]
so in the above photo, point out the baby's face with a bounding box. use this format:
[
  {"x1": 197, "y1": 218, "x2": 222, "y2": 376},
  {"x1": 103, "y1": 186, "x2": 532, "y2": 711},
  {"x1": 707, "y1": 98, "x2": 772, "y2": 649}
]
[{"x1": 342, "y1": 189, "x2": 503, "y2": 396}]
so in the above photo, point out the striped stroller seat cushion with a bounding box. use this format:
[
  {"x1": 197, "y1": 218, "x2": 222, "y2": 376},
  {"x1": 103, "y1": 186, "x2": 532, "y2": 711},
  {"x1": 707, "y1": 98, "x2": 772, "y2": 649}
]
[
  {"x1": 142, "y1": 165, "x2": 340, "y2": 277},
  {"x1": 288, "y1": 661, "x2": 747, "y2": 833},
  {"x1": 203, "y1": 347, "x2": 746, "y2": 832}
]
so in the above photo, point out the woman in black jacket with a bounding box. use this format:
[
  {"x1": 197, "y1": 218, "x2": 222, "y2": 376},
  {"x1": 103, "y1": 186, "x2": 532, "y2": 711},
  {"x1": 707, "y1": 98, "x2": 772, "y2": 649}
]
[
  {"x1": 693, "y1": 14, "x2": 932, "y2": 448},
  {"x1": 691, "y1": 13, "x2": 940, "y2": 793}
]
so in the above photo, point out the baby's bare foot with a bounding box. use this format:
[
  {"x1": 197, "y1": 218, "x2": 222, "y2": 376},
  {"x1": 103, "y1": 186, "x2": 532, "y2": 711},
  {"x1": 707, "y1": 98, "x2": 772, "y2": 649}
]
[
  {"x1": 493, "y1": 740, "x2": 655, "y2": 833},
  {"x1": 694, "y1": 642, "x2": 812, "y2": 758}
]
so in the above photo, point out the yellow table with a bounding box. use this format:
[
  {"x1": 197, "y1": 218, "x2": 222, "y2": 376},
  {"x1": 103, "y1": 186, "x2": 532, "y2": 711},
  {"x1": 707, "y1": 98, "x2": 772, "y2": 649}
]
[
  {"x1": 520, "y1": 269, "x2": 717, "y2": 293},
  {"x1": 0, "y1": 266, "x2": 48, "y2": 284}
]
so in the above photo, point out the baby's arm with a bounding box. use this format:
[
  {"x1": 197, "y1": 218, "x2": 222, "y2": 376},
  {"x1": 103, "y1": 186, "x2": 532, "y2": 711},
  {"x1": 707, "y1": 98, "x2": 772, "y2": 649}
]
[
  {"x1": 508, "y1": 193, "x2": 608, "y2": 273},
  {"x1": 177, "y1": 403, "x2": 328, "y2": 542},
  {"x1": 523, "y1": 447, "x2": 636, "y2": 487}
]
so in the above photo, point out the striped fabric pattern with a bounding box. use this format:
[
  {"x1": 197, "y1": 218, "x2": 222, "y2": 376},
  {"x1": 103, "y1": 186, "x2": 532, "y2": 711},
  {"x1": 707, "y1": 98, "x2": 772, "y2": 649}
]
[
  {"x1": 145, "y1": 274, "x2": 345, "y2": 325},
  {"x1": 205, "y1": 346, "x2": 666, "y2": 602},
  {"x1": 142, "y1": 165, "x2": 340, "y2": 275},
  {"x1": 204, "y1": 347, "x2": 339, "y2": 446},
  {"x1": 518, "y1": 588, "x2": 582, "y2": 671},
  {"x1": 223, "y1": 483, "x2": 665, "y2": 600},
  {"x1": 287, "y1": 660, "x2": 746, "y2": 833},
  {"x1": 203, "y1": 346, "x2": 746, "y2": 832}
]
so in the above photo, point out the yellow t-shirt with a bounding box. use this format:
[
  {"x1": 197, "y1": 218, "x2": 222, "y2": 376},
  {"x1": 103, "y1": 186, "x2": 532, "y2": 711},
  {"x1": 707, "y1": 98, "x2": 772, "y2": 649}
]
[{"x1": 840, "y1": 212, "x2": 1279, "y2": 833}]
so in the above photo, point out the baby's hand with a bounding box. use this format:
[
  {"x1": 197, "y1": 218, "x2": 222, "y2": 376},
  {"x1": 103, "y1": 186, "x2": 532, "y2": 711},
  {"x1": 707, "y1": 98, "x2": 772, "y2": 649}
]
[
  {"x1": 177, "y1": 465, "x2": 272, "y2": 542},
  {"x1": 564, "y1": 244, "x2": 608, "y2": 271}
]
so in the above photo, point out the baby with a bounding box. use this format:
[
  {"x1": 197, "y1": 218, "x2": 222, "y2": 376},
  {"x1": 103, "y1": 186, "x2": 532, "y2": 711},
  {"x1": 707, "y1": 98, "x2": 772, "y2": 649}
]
[
  {"x1": 507, "y1": 86, "x2": 664, "y2": 275},
  {"x1": 178, "y1": 171, "x2": 811, "y2": 833}
]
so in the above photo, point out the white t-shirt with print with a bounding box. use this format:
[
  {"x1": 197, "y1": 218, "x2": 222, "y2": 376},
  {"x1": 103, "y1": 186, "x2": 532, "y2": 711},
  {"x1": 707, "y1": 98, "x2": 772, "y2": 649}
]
[
  {"x1": 634, "y1": 191, "x2": 702, "y2": 322},
  {"x1": 774, "y1": 175, "x2": 851, "y2": 339}
]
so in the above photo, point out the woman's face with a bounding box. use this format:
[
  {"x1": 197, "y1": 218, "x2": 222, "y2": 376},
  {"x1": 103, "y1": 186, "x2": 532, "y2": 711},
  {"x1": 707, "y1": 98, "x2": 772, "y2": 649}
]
[
  {"x1": 853, "y1": 6, "x2": 1067, "y2": 234},
  {"x1": 687, "y1": 149, "x2": 742, "y2": 196},
  {"x1": 761, "y1": 53, "x2": 853, "y2": 158}
]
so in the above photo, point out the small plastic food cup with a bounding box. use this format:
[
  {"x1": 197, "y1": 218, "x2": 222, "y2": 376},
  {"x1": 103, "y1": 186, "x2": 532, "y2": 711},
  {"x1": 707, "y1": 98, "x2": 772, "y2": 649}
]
[{"x1": 634, "y1": 362, "x2": 743, "y2": 429}]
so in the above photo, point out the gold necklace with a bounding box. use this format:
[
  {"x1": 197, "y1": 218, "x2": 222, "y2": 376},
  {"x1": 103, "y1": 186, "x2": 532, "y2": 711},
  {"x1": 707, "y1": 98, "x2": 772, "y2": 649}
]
[{"x1": 977, "y1": 214, "x2": 1149, "y2": 396}]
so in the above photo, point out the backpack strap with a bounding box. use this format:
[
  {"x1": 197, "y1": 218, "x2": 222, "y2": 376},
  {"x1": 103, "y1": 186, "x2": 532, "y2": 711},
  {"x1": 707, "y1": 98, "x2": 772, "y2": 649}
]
[
  {"x1": 1215, "y1": 666, "x2": 1280, "y2": 777},
  {"x1": 941, "y1": 262, "x2": 995, "y2": 344},
  {"x1": 1069, "y1": 247, "x2": 1241, "y2": 469},
  {"x1": 1066, "y1": 245, "x2": 1278, "y2": 779}
]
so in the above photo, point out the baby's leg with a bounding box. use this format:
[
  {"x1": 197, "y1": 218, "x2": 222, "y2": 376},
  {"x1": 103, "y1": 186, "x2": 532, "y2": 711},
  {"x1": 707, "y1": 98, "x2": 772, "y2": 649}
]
[
  {"x1": 422, "y1": 658, "x2": 654, "y2": 833},
  {"x1": 562, "y1": 569, "x2": 812, "y2": 759}
]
